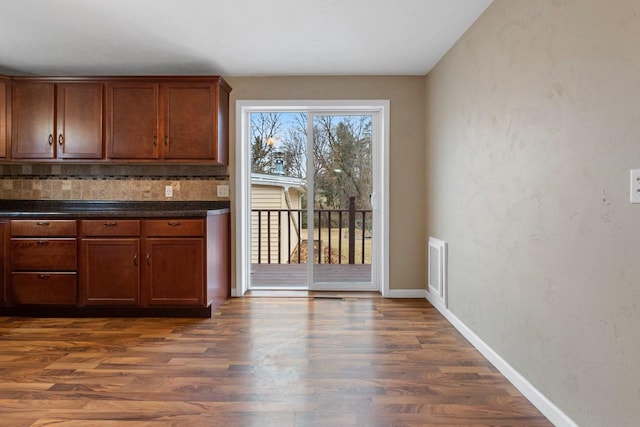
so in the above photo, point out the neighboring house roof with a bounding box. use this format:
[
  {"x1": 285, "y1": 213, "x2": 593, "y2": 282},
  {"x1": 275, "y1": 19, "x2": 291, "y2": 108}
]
[{"x1": 251, "y1": 173, "x2": 306, "y2": 192}]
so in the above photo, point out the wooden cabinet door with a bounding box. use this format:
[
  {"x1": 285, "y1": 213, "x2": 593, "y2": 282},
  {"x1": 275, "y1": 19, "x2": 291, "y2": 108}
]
[
  {"x1": 11, "y1": 219, "x2": 76, "y2": 237},
  {"x1": 11, "y1": 83, "x2": 55, "y2": 159},
  {"x1": 10, "y1": 239, "x2": 77, "y2": 271},
  {"x1": 57, "y1": 83, "x2": 103, "y2": 159},
  {"x1": 0, "y1": 79, "x2": 7, "y2": 159},
  {"x1": 144, "y1": 219, "x2": 204, "y2": 237},
  {"x1": 163, "y1": 83, "x2": 216, "y2": 160},
  {"x1": 0, "y1": 221, "x2": 6, "y2": 305},
  {"x1": 106, "y1": 82, "x2": 159, "y2": 159},
  {"x1": 80, "y1": 238, "x2": 140, "y2": 305},
  {"x1": 143, "y1": 238, "x2": 204, "y2": 306},
  {"x1": 11, "y1": 272, "x2": 77, "y2": 305}
]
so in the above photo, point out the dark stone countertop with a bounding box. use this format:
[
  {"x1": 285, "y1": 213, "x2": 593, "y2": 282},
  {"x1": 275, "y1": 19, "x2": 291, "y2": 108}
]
[{"x1": 0, "y1": 200, "x2": 230, "y2": 218}]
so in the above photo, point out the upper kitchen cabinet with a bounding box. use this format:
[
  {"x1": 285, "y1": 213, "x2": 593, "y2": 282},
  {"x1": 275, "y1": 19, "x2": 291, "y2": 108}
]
[
  {"x1": 57, "y1": 83, "x2": 104, "y2": 159},
  {"x1": 11, "y1": 82, "x2": 54, "y2": 159},
  {"x1": 164, "y1": 82, "x2": 223, "y2": 161},
  {"x1": 106, "y1": 77, "x2": 231, "y2": 164},
  {"x1": 106, "y1": 82, "x2": 159, "y2": 160},
  {"x1": 3, "y1": 76, "x2": 230, "y2": 164},
  {"x1": 11, "y1": 80, "x2": 103, "y2": 160}
]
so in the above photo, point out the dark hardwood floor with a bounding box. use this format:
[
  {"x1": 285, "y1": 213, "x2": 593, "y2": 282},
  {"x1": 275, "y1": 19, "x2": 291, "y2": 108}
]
[{"x1": 0, "y1": 297, "x2": 551, "y2": 426}]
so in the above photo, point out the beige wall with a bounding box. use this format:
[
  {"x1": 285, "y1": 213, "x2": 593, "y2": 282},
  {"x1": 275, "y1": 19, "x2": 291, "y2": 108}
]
[
  {"x1": 426, "y1": 1, "x2": 640, "y2": 425},
  {"x1": 226, "y1": 76, "x2": 427, "y2": 291}
]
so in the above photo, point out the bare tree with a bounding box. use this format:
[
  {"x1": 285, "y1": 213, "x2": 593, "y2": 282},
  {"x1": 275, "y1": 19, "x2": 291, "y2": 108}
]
[
  {"x1": 282, "y1": 127, "x2": 306, "y2": 179},
  {"x1": 313, "y1": 115, "x2": 372, "y2": 210},
  {"x1": 250, "y1": 113, "x2": 282, "y2": 174}
]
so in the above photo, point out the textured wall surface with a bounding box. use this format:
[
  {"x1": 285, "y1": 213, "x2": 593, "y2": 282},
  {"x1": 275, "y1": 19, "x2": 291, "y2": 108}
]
[
  {"x1": 226, "y1": 76, "x2": 427, "y2": 291},
  {"x1": 426, "y1": 1, "x2": 640, "y2": 425}
]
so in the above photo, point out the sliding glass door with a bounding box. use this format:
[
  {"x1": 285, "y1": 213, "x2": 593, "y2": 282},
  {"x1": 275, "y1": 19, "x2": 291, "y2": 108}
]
[{"x1": 248, "y1": 107, "x2": 380, "y2": 291}]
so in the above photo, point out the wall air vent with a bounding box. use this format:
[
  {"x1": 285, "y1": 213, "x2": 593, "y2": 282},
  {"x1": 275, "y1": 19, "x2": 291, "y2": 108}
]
[{"x1": 428, "y1": 237, "x2": 448, "y2": 308}]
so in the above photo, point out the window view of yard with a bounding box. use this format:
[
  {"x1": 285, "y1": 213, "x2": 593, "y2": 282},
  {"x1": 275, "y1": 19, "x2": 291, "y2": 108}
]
[{"x1": 295, "y1": 226, "x2": 372, "y2": 265}]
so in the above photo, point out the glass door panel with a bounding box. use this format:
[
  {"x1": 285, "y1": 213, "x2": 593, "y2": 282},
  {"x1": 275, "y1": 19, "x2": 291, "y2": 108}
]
[
  {"x1": 310, "y1": 114, "x2": 373, "y2": 287},
  {"x1": 249, "y1": 112, "x2": 308, "y2": 289}
]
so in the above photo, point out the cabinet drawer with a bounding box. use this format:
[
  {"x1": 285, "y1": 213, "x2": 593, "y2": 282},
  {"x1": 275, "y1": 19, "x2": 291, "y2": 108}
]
[
  {"x1": 11, "y1": 273, "x2": 77, "y2": 305},
  {"x1": 81, "y1": 220, "x2": 140, "y2": 237},
  {"x1": 11, "y1": 220, "x2": 76, "y2": 237},
  {"x1": 11, "y1": 239, "x2": 77, "y2": 271},
  {"x1": 144, "y1": 219, "x2": 203, "y2": 237}
]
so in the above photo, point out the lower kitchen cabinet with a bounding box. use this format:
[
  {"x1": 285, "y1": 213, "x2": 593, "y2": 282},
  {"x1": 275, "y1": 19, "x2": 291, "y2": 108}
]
[
  {"x1": 143, "y1": 238, "x2": 204, "y2": 306},
  {"x1": 0, "y1": 221, "x2": 7, "y2": 305},
  {"x1": 81, "y1": 219, "x2": 206, "y2": 307},
  {"x1": 80, "y1": 219, "x2": 208, "y2": 307},
  {"x1": 1, "y1": 211, "x2": 229, "y2": 316},
  {"x1": 0, "y1": 77, "x2": 7, "y2": 158},
  {"x1": 80, "y1": 238, "x2": 140, "y2": 305}
]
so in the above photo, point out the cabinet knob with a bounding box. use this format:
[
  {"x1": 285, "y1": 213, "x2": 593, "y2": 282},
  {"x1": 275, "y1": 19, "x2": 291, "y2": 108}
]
[
  {"x1": 103, "y1": 222, "x2": 118, "y2": 227},
  {"x1": 48, "y1": 134, "x2": 53, "y2": 145},
  {"x1": 146, "y1": 254, "x2": 151, "y2": 265},
  {"x1": 36, "y1": 221, "x2": 50, "y2": 226},
  {"x1": 36, "y1": 240, "x2": 50, "y2": 246},
  {"x1": 58, "y1": 134, "x2": 64, "y2": 146},
  {"x1": 37, "y1": 274, "x2": 51, "y2": 280},
  {"x1": 164, "y1": 136, "x2": 168, "y2": 146},
  {"x1": 168, "y1": 221, "x2": 181, "y2": 227},
  {"x1": 153, "y1": 136, "x2": 157, "y2": 146},
  {"x1": 134, "y1": 254, "x2": 138, "y2": 266}
]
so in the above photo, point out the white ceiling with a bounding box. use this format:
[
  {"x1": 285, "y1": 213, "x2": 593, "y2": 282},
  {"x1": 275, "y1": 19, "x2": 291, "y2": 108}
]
[{"x1": 0, "y1": 0, "x2": 492, "y2": 77}]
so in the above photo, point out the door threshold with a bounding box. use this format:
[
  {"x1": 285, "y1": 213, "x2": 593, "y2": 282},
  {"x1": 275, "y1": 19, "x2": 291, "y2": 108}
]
[{"x1": 244, "y1": 290, "x2": 382, "y2": 299}]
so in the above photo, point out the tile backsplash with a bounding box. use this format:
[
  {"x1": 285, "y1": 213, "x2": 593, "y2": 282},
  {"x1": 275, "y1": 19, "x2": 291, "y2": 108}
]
[{"x1": 0, "y1": 164, "x2": 229, "y2": 201}]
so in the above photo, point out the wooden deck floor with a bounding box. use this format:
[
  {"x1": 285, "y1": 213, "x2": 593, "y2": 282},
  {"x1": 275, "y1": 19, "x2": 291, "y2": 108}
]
[
  {"x1": 251, "y1": 263, "x2": 372, "y2": 287},
  {"x1": 0, "y1": 297, "x2": 551, "y2": 426}
]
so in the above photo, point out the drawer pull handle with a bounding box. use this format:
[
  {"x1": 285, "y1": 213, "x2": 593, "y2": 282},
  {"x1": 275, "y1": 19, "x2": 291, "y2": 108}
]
[
  {"x1": 134, "y1": 254, "x2": 138, "y2": 266},
  {"x1": 58, "y1": 134, "x2": 64, "y2": 146},
  {"x1": 48, "y1": 134, "x2": 53, "y2": 145},
  {"x1": 168, "y1": 221, "x2": 181, "y2": 227},
  {"x1": 36, "y1": 240, "x2": 50, "y2": 246},
  {"x1": 146, "y1": 254, "x2": 151, "y2": 265},
  {"x1": 104, "y1": 222, "x2": 118, "y2": 227},
  {"x1": 36, "y1": 221, "x2": 50, "y2": 226},
  {"x1": 38, "y1": 274, "x2": 51, "y2": 280}
]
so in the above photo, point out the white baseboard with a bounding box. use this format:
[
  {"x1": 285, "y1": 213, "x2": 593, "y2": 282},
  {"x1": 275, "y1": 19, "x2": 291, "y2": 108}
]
[
  {"x1": 388, "y1": 289, "x2": 428, "y2": 298},
  {"x1": 425, "y1": 293, "x2": 578, "y2": 427}
]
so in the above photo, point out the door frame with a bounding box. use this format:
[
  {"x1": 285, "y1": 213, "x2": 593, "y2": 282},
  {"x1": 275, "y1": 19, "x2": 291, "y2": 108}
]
[{"x1": 235, "y1": 100, "x2": 390, "y2": 297}]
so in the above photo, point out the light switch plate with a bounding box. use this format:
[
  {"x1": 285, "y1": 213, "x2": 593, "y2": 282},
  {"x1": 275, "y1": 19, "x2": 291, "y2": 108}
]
[
  {"x1": 217, "y1": 184, "x2": 230, "y2": 198},
  {"x1": 630, "y1": 169, "x2": 640, "y2": 203},
  {"x1": 165, "y1": 185, "x2": 173, "y2": 198}
]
